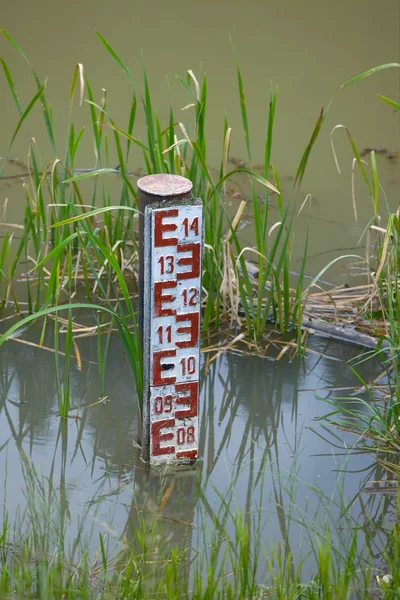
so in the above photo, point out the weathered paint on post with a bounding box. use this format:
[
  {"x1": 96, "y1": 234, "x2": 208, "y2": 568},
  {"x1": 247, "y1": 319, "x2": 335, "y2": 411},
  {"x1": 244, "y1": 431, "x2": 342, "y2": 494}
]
[{"x1": 138, "y1": 175, "x2": 202, "y2": 466}]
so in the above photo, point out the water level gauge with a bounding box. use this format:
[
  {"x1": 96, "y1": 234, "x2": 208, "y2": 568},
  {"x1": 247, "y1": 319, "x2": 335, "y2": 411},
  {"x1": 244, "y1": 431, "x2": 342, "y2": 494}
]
[{"x1": 142, "y1": 198, "x2": 203, "y2": 466}]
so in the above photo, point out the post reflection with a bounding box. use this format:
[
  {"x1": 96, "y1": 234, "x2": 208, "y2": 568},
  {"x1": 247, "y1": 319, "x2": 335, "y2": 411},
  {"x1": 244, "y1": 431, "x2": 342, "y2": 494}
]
[{"x1": 0, "y1": 330, "x2": 395, "y2": 585}]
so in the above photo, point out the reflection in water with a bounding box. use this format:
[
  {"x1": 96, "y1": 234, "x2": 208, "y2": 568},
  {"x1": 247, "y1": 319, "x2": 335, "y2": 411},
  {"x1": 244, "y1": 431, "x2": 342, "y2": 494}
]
[{"x1": 0, "y1": 331, "x2": 394, "y2": 586}]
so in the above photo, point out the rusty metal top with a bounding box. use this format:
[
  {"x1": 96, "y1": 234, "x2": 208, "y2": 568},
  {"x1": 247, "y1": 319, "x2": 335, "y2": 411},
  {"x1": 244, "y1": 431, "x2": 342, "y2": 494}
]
[{"x1": 137, "y1": 174, "x2": 193, "y2": 197}]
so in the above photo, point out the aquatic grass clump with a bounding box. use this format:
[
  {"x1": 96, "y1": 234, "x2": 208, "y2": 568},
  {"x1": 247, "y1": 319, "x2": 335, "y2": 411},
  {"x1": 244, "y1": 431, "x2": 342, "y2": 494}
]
[
  {"x1": 0, "y1": 454, "x2": 384, "y2": 599},
  {"x1": 0, "y1": 28, "x2": 308, "y2": 354},
  {"x1": 292, "y1": 62, "x2": 400, "y2": 459},
  {"x1": 316, "y1": 216, "x2": 400, "y2": 454}
]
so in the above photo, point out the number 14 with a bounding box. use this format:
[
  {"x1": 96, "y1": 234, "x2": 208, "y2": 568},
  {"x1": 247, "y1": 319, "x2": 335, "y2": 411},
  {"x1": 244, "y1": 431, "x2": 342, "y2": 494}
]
[{"x1": 182, "y1": 217, "x2": 199, "y2": 237}]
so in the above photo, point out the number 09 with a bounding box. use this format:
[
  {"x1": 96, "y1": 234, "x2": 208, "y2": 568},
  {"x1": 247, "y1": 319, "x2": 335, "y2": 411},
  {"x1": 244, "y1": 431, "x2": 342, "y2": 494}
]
[{"x1": 154, "y1": 395, "x2": 173, "y2": 414}]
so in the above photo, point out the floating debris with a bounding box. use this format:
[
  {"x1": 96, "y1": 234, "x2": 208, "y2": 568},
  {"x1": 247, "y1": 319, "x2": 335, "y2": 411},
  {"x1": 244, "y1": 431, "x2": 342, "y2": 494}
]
[{"x1": 360, "y1": 146, "x2": 399, "y2": 160}]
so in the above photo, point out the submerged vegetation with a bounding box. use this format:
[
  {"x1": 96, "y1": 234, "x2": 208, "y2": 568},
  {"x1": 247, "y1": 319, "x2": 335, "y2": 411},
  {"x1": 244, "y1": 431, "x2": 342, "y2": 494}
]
[
  {"x1": 0, "y1": 464, "x2": 393, "y2": 599},
  {"x1": 1, "y1": 27, "x2": 400, "y2": 599}
]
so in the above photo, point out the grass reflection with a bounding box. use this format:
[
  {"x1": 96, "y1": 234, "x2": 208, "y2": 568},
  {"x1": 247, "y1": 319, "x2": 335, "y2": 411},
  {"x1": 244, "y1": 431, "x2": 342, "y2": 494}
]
[{"x1": 0, "y1": 337, "x2": 398, "y2": 596}]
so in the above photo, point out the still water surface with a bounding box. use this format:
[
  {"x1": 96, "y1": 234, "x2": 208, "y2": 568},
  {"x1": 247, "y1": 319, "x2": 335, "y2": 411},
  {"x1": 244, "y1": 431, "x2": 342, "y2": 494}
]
[{"x1": 0, "y1": 330, "x2": 392, "y2": 581}]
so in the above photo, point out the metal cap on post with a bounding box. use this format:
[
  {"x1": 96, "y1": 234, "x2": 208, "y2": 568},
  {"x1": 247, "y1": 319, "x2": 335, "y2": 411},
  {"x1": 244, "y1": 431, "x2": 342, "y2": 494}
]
[{"x1": 138, "y1": 174, "x2": 202, "y2": 468}]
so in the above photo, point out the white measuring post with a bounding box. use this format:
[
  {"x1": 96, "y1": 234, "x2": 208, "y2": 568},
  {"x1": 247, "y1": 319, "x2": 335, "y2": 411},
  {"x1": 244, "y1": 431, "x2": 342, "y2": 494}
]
[{"x1": 138, "y1": 175, "x2": 202, "y2": 467}]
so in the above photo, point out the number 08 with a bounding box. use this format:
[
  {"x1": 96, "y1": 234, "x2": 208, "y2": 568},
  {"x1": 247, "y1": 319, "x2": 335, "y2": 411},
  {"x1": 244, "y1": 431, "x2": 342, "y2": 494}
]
[{"x1": 177, "y1": 425, "x2": 195, "y2": 445}]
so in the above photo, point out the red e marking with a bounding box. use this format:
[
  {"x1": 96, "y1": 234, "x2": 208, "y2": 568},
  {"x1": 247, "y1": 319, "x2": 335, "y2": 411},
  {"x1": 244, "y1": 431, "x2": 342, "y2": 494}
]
[
  {"x1": 152, "y1": 418, "x2": 175, "y2": 455},
  {"x1": 177, "y1": 243, "x2": 201, "y2": 280},
  {"x1": 176, "y1": 312, "x2": 199, "y2": 348},
  {"x1": 153, "y1": 349, "x2": 176, "y2": 386},
  {"x1": 175, "y1": 381, "x2": 198, "y2": 418},
  {"x1": 154, "y1": 210, "x2": 178, "y2": 247},
  {"x1": 154, "y1": 280, "x2": 177, "y2": 317}
]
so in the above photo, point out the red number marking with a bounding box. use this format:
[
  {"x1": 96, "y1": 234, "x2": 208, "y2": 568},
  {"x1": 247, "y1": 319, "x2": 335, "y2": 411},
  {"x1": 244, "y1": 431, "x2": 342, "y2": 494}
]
[
  {"x1": 158, "y1": 255, "x2": 174, "y2": 275},
  {"x1": 165, "y1": 395, "x2": 173, "y2": 412},
  {"x1": 182, "y1": 216, "x2": 199, "y2": 237},
  {"x1": 152, "y1": 419, "x2": 175, "y2": 456},
  {"x1": 180, "y1": 355, "x2": 196, "y2": 376},
  {"x1": 182, "y1": 287, "x2": 198, "y2": 307},
  {"x1": 154, "y1": 396, "x2": 163, "y2": 414},
  {"x1": 177, "y1": 243, "x2": 200, "y2": 279},
  {"x1": 154, "y1": 394, "x2": 173, "y2": 414},
  {"x1": 157, "y1": 324, "x2": 172, "y2": 345},
  {"x1": 176, "y1": 425, "x2": 196, "y2": 446},
  {"x1": 154, "y1": 210, "x2": 178, "y2": 247},
  {"x1": 175, "y1": 382, "x2": 198, "y2": 418},
  {"x1": 154, "y1": 281, "x2": 176, "y2": 317},
  {"x1": 187, "y1": 425, "x2": 195, "y2": 443},
  {"x1": 177, "y1": 427, "x2": 185, "y2": 445},
  {"x1": 176, "y1": 312, "x2": 199, "y2": 348},
  {"x1": 153, "y1": 349, "x2": 176, "y2": 385}
]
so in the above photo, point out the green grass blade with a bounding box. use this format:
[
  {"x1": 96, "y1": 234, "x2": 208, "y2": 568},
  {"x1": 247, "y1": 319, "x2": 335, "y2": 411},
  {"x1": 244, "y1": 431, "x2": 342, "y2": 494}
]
[
  {"x1": 345, "y1": 127, "x2": 373, "y2": 196},
  {"x1": 0, "y1": 231, "x2": 10, "y2": 306},
  {"x1": 264, "y1": 88, "x2": 277, "y2": 179},
  {"x1": 341, "y1": 63, "x2": 400, "y2": 88},
  {"x1": 293, "y1": 228, "x2": 309, "y2": 336},
  {"x1": 188, "y1": 140, "x2": 216, "y2": 194},
  {"x1": 95, "y1": 30, "x2": 136, "y2": 86},
  {"x1": 49, "y1": 205, "x2": 138, "y2": 228},
  {"x1": 30, "y1": 232, "x2": 79, "y2": 272},
  {"x1": 0, "y1": 84, "x2": 45, "y2": 178},
  {"x1": 377, "y1": 94, "x2": 400, "y2": 111},
  {"x1": 63, "y1": 168, "x2": 119, "y2": 183},
  {"x1": 0, "y1": 58, "x2": 22, "y2": 114},
  {"x1": 176, "y1": 75, "x2": 195, "y2": 97},
  {"x1": 0, "y1": 28, "x2": 32, "y2": 66},
  {"x1": 142, "y1": 65, "x2": 160, "y2": 172},
  {"x1": 304, "y1": 254, "x2": 364, "y2": 295},
  {"x1": 125, "y1": 94, "x2": 137, "y2": 160},
  {"x1": 370, "y1": 151, "x2": 379, "y2": 216},
  {"x1": 71, "y1": 127, "x2": 85, "y2": 163},
  {"x1": 167, "y1": 104, "x2": 176, "y2": 173},
  {"x1": 0, "y1": 304, "x2": 102, "y2": 346},
  {"x1": 106, "y1": 122, "x2": 149, "y2": 152},
  {"x1": 294, "y1": 106, "x2": 328, "y2": 190},
  {"x1": 1, "y1": 28, "x2": 56, "y2": 152},
  {"x1": 39, "y1": 89, "x2": 57, "y2": 155},
  {"x1": 69, "y1": 63, "x2": 84, "y2": 113},
  {"x1": 155, "y1": 111, "x2": 167, "y2": 173},
  {"x1": 86, "y1": 79, "x2": 101, "y2": 160},
  {"x1": 216, "y1": 168, "x2": 279, "y2": 195},
  {"x1": 236, "y1": 65, "x2": 251, "y2": 162}
]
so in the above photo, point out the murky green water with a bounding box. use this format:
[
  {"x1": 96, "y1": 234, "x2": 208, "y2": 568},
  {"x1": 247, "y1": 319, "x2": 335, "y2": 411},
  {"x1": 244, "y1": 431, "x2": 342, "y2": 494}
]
[
  {"x1": 0, "y1": 0, "x2": 398, "y2": 587},
  {"x1": 1, "y1": 0, "x2": 399, "y2": 279}
]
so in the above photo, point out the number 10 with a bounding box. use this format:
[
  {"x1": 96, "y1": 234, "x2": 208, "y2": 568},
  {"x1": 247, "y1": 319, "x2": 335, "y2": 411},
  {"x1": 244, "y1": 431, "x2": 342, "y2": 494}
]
[{"x1": 180, "y1": 356, "x2": 196, "y2": 376}]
